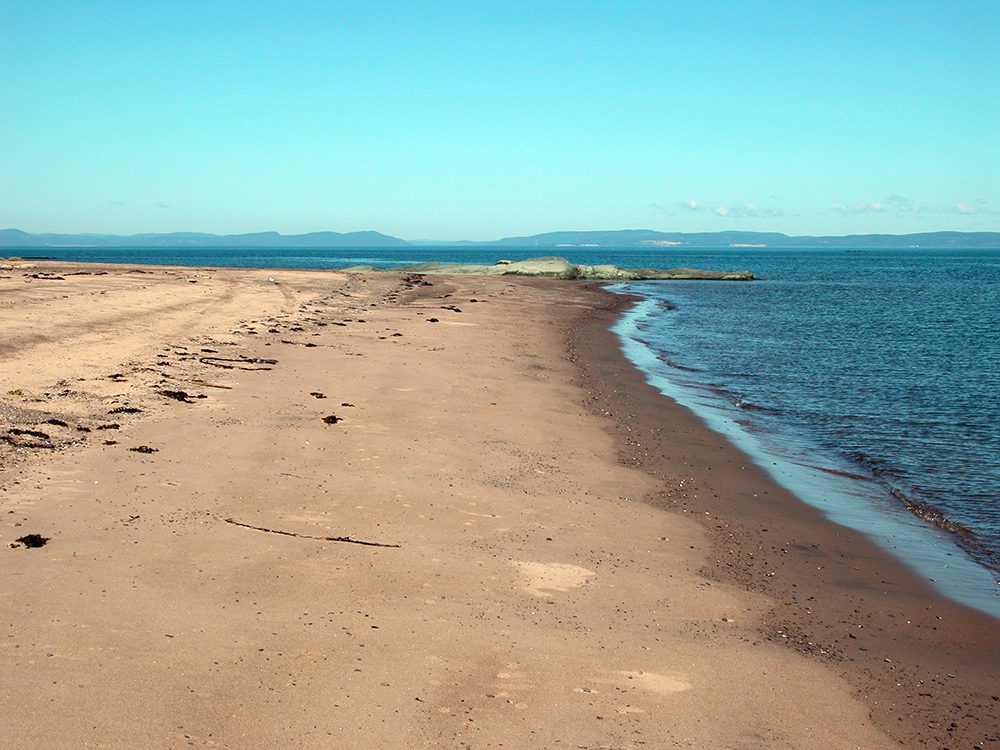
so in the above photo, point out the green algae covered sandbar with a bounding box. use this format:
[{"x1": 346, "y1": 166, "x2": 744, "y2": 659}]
[{"x1": 342, "y1": 255, "x2": 754, "y2": 281}]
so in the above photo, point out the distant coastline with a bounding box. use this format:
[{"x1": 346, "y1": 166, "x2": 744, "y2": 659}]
[{"x1": 3, "y1": 227, "x2": 999, "y2": 249}]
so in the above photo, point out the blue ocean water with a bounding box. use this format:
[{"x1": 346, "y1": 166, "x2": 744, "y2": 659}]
[
  {"x1": 608, "y1": 247, "x2": 1000, "y2": 616},
  {"x1": 11, "y1": 244, "x2": 1000, "y2": 612}
]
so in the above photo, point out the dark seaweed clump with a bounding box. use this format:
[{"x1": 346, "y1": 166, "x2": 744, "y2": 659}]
[{"x1": 11, "y1": 534, "x2": 49, "y2": 549}]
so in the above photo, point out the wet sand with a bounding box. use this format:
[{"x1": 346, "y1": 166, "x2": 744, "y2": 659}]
[
  {"x1": 569, "y1": 293, "x2": 1000, "y2": 749},
  {"x1": 0, "y1": 261, "x2": 996, "y2": 748}
]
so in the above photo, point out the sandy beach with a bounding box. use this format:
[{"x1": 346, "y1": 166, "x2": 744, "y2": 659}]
[{"x1": 1, "y1": 261, "x2": 997, "y2": 749}]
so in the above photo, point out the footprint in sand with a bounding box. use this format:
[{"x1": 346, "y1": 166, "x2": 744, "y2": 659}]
[
  {"x1": 616, "y1": 670, "x2": 692, "y2": 695},
  {"x1": 513, "y1": 561, "x2": 596, "y2": 598}
]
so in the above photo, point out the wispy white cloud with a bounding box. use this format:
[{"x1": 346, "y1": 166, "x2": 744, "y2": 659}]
[
  {"x1": 831, "y1": 201, "x2": 887, "y2": 215},
  {"x1": 675, "y1": 199, "x2": 782, "y2": 218},
  {"x1": 713, "y1": 203, "x2": 783, "y2": 218},
  {"x1": 832, "y1": 196, "x2": 995, "y2": 216}
]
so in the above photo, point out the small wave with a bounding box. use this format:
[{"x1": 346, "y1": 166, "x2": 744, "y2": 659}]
[
  {"x1": 656, "y1": 354, "x2": 702, "y2": 372},
  {"x1": 657, "y1": 299, "x2": 678, "y2": 312},
  {"x1": 890, "y1": 489, "x2": 975, "y2": 541},
  {"x1": 814, "y1": 465, "x2": 873, "y2": 481},
  {"x1": 847, "y1": 451, "x2": 896, "y2": 478},
  {"x1": 732, "y1": 397, "x2": 776, "y2": 413}
]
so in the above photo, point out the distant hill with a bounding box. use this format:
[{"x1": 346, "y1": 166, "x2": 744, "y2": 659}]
[
  {"x1": 0, "y1": 229, "x2": 408, "y2": 248},
  {"x1": 3, "y1": 228, "x2": 998, "y2": 249},
  {"x1": 479, "y1": 230, "x2": 1000, "y2": 248}
]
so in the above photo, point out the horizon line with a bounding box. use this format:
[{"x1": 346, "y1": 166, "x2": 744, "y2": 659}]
[{"x1": 4, "y1": 227, "x2": 999, "y2": 242}]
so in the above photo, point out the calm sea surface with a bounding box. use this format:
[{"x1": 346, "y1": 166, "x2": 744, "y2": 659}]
[{"x1": 11, "y1": 245, "x2": 1000, "y2": 613}]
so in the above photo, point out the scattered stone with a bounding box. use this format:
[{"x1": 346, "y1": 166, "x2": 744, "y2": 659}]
[
  {"x1": 108, "y1": 406, "x2": 142, "y2": 415},
  {"x1": 322, "y1": 415, "x2": 342, "y2": 424},
  {"x1": 129, "y1": 445, "x2": 158, "y2": 454}
]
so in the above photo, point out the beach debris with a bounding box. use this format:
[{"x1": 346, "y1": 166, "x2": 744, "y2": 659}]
[
  {"x1": 322, "y1": 415, "x2": 342, "y2": 424},
  {"x1": 440, "y1": 305, "x2": 462, "y2": 312},
  {"x1": 159, "y1": 389, "x2": 206, "y2": 403},
  {"x1": 10, "y1": 533, "x2": 49, "y2": 549},
  {"x1": 95, "y1": 423, "x2": 120, "y2": 430},
  {"x1": 309, "y1": 391, "x2": 327, "y2": 399},
  {"x1": 199, "y1": 355, "x2": 277, "y2": 371},
  {"x1": 427, "y1": 317, "x2": 439, "y2": 323},
  {"x1": 8, "y1": 428, "x2": 50, "y2": 440},
  {"x1": 45, "y1": 418, "x2": 69, "y2": 427},
  {"x1": 128, "y1": 445, "x2": 158, "y2": 454},
  {"x1": 340, "y1": 403, "x2": 355, "y2": 407},
  {"x1": 108, "y1": 406, "x2": 142, "y2": 414},
  {"x1": 401, "y1": 274, "x2": 432, "y2": 287},
  {"x1": 188, "y1": 379, "x2": 232, "y2": 389},
  {"x1": 2, "y1": 428, "x2": 55, "y2": 449},
  {"x1": 222, "y1": 517, "x2": 400, "y2": 548}
]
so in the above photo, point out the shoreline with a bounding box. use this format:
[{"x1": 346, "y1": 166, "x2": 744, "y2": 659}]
[
  {"x1": 609, "y1": 288, "x2": 1000, "y2": 617},
  {"x1": 1, "y1": 260, "x2": 996, "y2": 747},
  {"x1": 569, "y1": 283, "x2": 1000, "y2": 748}
]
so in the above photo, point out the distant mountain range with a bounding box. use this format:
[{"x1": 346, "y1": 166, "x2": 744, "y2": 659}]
[
  {"x1": 474, "y1": 230, "x2": 1000, "y2": 248},
  {"x1": 2, "y1": 228, "x2": 998, "y2": 248},
  {"x1": 0, "y1": 228, "x2": 408, "y2": 248}
]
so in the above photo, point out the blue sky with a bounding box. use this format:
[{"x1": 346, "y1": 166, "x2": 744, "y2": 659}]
[{"x1": 2, "y1": 0, "x2": 997, "y2": 239}]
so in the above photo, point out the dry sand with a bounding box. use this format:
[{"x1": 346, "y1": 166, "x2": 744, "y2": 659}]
[{"x1": 0, "y1": 261, "x2": 995, "y2": 748}]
